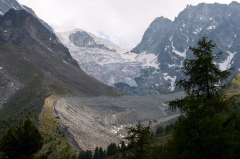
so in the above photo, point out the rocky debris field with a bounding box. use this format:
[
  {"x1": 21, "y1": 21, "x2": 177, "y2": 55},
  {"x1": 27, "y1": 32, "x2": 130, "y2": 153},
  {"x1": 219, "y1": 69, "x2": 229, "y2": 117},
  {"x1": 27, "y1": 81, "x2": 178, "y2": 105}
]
[
  {"x1": 0, "y1": 68, "x2": 22, "y2": 109},
  {"x1": 54, "y1": 91, "x2": 184, "y2": 150}
]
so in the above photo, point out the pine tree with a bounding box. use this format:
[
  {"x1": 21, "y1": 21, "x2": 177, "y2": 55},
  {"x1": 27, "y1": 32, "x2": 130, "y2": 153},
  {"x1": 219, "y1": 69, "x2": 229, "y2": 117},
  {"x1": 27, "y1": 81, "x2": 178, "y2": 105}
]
[
  {"x1": 167, "y1": 36, "x2": 240, "y2": 159},
  {"x1": 85, "y1": 150, "x2": 92, "y2": 159},
  {"x1": 93, "y1": 147, "x2": 99, "y2": 159},
  {"x1": 124, "y1": 121, "x2": 152, "y2": 159},
  {"x1": 156, "y1": 126, "x2": 164, "y2": 136},
  {"x1": 0, "y1": 118, "x2": 43, "y2": 159},
  {"x1": 107, "y1": 143, "x2": 117, "y2": 156},
  {"x1": 78, "y1": 151, "x2": 86, "y2": 159},
  {"x1": 98, "y1": 147, "x2": 104, "y2": 159}
]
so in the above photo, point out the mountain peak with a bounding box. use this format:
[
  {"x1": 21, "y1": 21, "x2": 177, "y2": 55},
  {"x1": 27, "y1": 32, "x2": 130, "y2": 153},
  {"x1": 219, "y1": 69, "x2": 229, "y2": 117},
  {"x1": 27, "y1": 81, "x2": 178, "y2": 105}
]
[
  {"x1": 130, "y1": 15, "x2": 172, "y2": 54},
  {"x1": 2, "y1": 8, "x2": 30, "y2": 21}
]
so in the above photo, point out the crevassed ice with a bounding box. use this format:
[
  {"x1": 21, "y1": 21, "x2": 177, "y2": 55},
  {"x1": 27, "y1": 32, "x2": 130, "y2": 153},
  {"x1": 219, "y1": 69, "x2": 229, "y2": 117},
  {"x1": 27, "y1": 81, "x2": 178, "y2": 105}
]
[{"x1": 135, "y1": 52, "x2": 159, "y2": 69}]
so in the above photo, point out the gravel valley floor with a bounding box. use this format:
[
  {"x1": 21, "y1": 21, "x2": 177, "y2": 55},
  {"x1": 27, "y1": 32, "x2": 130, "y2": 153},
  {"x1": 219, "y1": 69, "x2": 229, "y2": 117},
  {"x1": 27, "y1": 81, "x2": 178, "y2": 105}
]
[{"x1": 54, "y1": 92, "x2": 184, "y2": 150}]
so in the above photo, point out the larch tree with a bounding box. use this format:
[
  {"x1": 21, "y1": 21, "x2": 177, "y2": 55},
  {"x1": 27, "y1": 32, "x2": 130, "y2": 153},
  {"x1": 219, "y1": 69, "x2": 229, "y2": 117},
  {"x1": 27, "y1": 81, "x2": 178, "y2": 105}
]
[
  {"x1": 166, "y1": 36, "x2": 240, "y2": 159},
  {"x1": 123, "y1": 121, "x2": 152, "y2": 159}
]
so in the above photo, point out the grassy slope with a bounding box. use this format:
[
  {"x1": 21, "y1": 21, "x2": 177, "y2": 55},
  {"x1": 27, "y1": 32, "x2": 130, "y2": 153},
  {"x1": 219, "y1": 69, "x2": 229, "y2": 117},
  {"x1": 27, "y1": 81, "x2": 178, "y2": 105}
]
[
  {"x1": 0, "y1": 45, "x2": 85, "y2": 158},
  {"x1": 0, "y1": 44, "x2": 121, "y2": 157},
  {"x1": 224, "y1": 74, "x2": 240, "y2": 113},
  {"x1": 38, "y1": 95, "x2": 77, "y2": 158}
]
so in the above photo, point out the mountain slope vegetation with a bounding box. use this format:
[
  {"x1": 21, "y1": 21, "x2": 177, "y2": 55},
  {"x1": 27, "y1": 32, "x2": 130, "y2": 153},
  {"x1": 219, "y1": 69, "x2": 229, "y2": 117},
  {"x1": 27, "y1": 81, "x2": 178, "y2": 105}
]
[{"x1": 0, "y1": 9, "x2": 122, "y2": 137}]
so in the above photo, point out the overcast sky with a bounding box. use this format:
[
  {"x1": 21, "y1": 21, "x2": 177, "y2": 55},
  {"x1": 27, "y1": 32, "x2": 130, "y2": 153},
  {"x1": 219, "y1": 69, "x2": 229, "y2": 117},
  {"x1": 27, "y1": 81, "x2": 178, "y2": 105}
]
[{"x1": 17, "y1": 0, "x2": 239, "y2": 47}]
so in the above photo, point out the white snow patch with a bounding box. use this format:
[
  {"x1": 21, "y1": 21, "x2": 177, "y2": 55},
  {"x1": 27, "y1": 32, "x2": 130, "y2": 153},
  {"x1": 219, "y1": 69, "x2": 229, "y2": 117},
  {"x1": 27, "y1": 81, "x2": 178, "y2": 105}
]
[
  {"x1": 136, "y1": 52, "x2": 159, "y2": 69},
  {"x1": 171, "y1": 42, "x2": 187, "y2": 58},
  {"x1": 206, "y1": 25, "x2": 216, "y2": 30},
  {"x1": 163, "y1": 73, "x2": 176, "y2": 91},
  {"x1": 0, "y1": 67, "x2": 2, "y2": 69},
  {"x1": 219, "y1": 51, "x2": 236, "y2": 71},
  {"x1": 165, "y1": 46, "x2": 169, "y2": 51},
  {"x1": 4, "y1": 30, "x2": 7, "y2": 32},
  {"x1": 193, "y1": 28, "x2": 202, "y2": 34},
  {"x1": 168, "y1": 64, "x2": 176, "y2": 68},
  {"x1": 210, "y1": 17, "x2": 212, "y2": 20}
]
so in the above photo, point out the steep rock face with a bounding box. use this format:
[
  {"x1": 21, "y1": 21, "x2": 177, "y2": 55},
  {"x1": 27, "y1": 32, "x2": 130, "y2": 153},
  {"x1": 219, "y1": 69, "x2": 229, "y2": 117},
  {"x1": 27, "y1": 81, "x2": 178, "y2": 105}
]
[
  {"x1": 69, "y1": 30, "x2": 116, "y2": 52},
  {"x1": 131, "y1": 17, "x2": 172, "y2": 54},
  {"x1": 0, "y1": 9, "x2": 78, "y2": 67},
  {"x1": 0, "y1": 0, "x2": 53, "y2": 32},
  {"x1": 129, "y1": 1, "x2": 240, "y2": 93}
]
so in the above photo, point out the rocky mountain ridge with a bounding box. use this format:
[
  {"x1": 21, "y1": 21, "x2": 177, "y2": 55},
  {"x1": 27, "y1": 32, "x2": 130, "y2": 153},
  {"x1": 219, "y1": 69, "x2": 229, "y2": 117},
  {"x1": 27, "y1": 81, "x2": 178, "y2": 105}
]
[
  {"x1": 0, "y1": 0, "x2": 54, "y2": 32},
  {"x1": 130, "y1": 1, "x2": 240, "y2": 93},
  {"x1": 58, "y1": 1, "x2": 240, "y2": 95}
]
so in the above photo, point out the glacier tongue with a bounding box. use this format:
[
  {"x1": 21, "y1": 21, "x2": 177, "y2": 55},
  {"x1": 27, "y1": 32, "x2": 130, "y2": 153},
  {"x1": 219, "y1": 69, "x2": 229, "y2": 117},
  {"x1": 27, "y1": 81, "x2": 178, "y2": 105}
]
[{"x1": 68, "y1": 46, "x2": 141, "y2": 87}]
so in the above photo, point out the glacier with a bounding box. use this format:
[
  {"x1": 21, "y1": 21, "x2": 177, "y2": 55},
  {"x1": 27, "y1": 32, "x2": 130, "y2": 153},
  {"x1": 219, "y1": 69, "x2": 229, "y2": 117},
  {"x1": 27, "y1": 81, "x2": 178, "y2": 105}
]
[{"x1": 56, "y1": 29, "x2": 159, "y2": 88}]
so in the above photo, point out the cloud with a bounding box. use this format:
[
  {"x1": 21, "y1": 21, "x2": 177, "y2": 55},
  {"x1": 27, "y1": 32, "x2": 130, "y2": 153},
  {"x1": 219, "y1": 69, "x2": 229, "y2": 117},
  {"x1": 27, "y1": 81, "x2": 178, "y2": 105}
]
[{"x1": 17, "y1": 0, "x2": 239, "y2": 47}]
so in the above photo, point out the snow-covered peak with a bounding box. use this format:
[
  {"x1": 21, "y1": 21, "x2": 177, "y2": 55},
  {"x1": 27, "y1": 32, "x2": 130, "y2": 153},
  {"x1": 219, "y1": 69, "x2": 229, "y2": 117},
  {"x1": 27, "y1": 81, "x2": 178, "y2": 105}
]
[{"x1": 56, "y1": 29, "x2": 131, "y2": 53}]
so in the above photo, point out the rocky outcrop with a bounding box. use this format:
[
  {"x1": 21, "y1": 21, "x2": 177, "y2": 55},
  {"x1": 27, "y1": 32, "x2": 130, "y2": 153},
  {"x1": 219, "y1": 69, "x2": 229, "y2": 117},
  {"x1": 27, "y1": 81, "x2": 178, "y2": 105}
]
[
  {"x1": 69, "y1": 31, "x2": 116, "y2": 52},
  {"x1": 131, "y1": 16, "x2": 172, "y2": 54}
]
